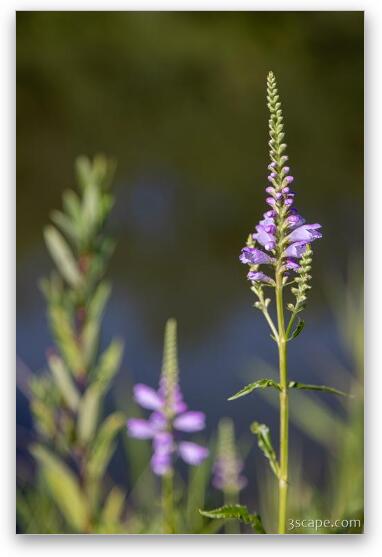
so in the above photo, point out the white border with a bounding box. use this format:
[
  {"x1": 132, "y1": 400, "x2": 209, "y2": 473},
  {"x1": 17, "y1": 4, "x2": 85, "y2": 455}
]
[{"x1": 3, "y1": 1, "x2": 378, "y2": 555}]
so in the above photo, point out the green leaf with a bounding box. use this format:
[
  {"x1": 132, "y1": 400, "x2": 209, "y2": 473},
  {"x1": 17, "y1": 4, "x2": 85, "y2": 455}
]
[
  {"x1": 101, "y1": 486, "x2": 125, "y2": 525},
  {"x1": 87, "y1": 412, "x2": 125, "y2": 479},
  {"x1": 82, "y1": 283, "x2": 111, "y2": 367},
  {"x1": 49, "y1": 305, "x2": 84, "y2": 377},
  {"x1": 288, "y1": 381, "x2": 350, "y2": 397},
  {"x1": 31, "y1": 445, "x2": 88, "y2": 531},
  {"x1": 48, "y1": 354, "x2": 80, "y2": 411},
  {"x1": 250, "y1": 422, "x2": 279, "y2": 478},
  {"x1": 77, "y1": 384, "x2": 101, "y2": 444},
  {"x1": 228, "y1": 379, "x2": 280, "y2": 401},
  {"x1": 199, "y1": 505, "x2": 265, "y2": 534},
  {"x1": 50, "y1": 210, "x2": 79, "y2": 245},
  {"x1": 92, "y1": 339, "x2": 123, "y2": 394},
  {"x1": 288, "y1": 319, "x2": 305, "y2": 340},
  {"x1": 44, "y1": 225, "x2": 82, "y2": 288}
]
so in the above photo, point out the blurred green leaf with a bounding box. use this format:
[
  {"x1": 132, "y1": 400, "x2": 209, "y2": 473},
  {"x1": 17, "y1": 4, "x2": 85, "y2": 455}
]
[
  {"x1": 31, "y1": 445, "x2": 88, "y2": 531},
  {"x1": 77, "y1": 384, "x2": 100, "y2": 444},
  {"x1": 49, "y1": 305, "x2": 84, "y2": 376},
  {"x1": 44, "y1": 225, "x2": 82, "y2": 288},
  {"x1": 82, "y1": 283, "x2": 111, "y2": 367},
  {"x1": 250, "y1": 422, "x2": 279, "y2": 478},
  {"x1": 50, "y1": 210, "x2": 79, "y2": 245},
  {"x1": 228, "y1": 378, "x2": 280, "y2": 401},
  {"x1": 101, "y1": 486, "x2": 125, "y2": 525},
  {"x1": 92, "y1": 339, "x2": 123, "y2": 394},
  {"x1": 288, "y1": 381, "x2": 350, "y2": 397},
  {"x1": 48, "y1": 354, "x2": 80, "y2": 411},
  {"x1": 199, "y1": 505, "x2": 265, "y2": 533},
  {"x1": 87, "y1": 412, "x2": 125, "y2": 479},
  {"x1": 186, "y1": 457, "x2": 211, "y2": 532}
]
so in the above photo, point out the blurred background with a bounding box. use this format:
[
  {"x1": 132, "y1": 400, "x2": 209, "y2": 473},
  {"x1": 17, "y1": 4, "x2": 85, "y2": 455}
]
[{"x1": 16, "y1": 11, "x2": 363, "y2": 532}]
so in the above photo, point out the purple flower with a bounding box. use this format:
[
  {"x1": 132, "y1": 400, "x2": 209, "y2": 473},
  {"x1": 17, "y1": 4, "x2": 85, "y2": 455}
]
[
  {"x1": 287, "y1": 223, "x2": 322, "y2": 243},
  {"x1": 247, "y1": 271, "x2": 275, "y2": 285},
  {"x1": 127, "y1": 355, "x2": 208, "y2": 476},
  {"x1": 239, "y1": 247, "x2": 275, "y2": 265},
  {"x1": 133, "y1": 383, "x2": 163, "y2": 410},
  {"x1": 178, "y1": 441, "x2": 209, "y2": 465},
  {"x1": 287, "y1": 213, "x2": 305, "y2": 229},
  {"x1": 283, "y1": 241, "x2": 309, "y2": 259},
  {"x1": 284, "y1": 258, "x2": 300, "y2": 271}
]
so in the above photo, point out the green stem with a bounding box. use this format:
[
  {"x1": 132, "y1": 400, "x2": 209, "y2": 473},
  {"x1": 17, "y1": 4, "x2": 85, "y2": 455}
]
[
  {"x1": 224, "y1": 491, "x2": 239, "y2": 534},
  {"x1": 162, "y1": 470, "x2": 175, "y2": 534},
  {"x1": 276, "y1": 271, "x2": 288, "y2": 534}
]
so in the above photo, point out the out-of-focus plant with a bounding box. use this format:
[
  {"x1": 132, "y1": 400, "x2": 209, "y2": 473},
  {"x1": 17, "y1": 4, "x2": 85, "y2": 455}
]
[
  {"x1": 211, "y1": 418, "x2": 247, "y2": 533},
  {"x1": 200, "y1": 72, "x2": 350, "y2": 534},
  {"x1": 127, "y1": 318, "x2": 209, "y2": 533},
  {"x1": 21, "y1": 155, "x2": 125, "y2": 533}
]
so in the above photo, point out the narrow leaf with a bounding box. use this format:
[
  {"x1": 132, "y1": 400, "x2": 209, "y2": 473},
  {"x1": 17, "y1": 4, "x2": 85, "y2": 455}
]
[
  {"x1": 31, "y1": 445, "x2": 88, "y2": 531},
  {"x1": 250, "y1": 422, "x2": 279, "y2": 477},
  {"x1": 87, "y1": 412, "x2": 125, "y2": 479},
  {"x1": 101, "y1": 486, "x2": 125, "y2": 525},
  {"x1": 288, "y1": 381, "x2": 350, "y2": 397},
  {"x1": 77, "y1": 384, "x2": 100, "y2": 444},
  {"x1": 288, "y1": 319, "x2": 305, "y2": 341},
  {"x1": 44, "y1": 226, "x2": 82, "y2": 288},
  {"x1": 92, "y1": 339, "x2": 123, "y2": 394},
  {"x1": 48, "y1": 354, "x2": 80, "y2": 411},
  {"x1": 199, "y1": 505, "x2": 265, "y2": 534},
  {"x1": 228, "y1": 379, "x2": 280, "y2": 401}
]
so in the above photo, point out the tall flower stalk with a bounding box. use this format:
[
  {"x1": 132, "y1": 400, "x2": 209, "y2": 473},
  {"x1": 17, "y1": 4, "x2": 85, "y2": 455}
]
[
  {"x1": 202, "y1": 73, "x2": 346, "y2": 534},
  {"x1": 127, "y1": 318, "x2": 209, "y2": 533}
]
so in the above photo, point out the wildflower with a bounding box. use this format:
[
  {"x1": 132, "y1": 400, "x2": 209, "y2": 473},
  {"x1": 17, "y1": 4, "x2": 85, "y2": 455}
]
[{"x1": 127, "y1": 319, "x2": 209, "y2": 476}]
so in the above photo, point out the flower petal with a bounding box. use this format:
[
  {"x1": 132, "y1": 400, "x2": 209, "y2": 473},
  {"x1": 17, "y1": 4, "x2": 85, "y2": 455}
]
[
  {"x1": 247, "y1": 271, "x2": 275, "y2": 285},
  {"x1": 151, "y1": 450, "x2": 172, "y2": 476},
  {"x1": 178, "y1": 441, "x2": 209, "y2": 465},
  {"x1": 173, "y1": 411, "x2": 206, "y2": 432},
  {"x1": 287, "y1": 223, "x2": 322, "y2": 243},
  {"x1": 133, "y1": 383, "x2": 163, "y2": 410},
  {"x1": 283, "y1": 241, "x2": 309, "y2": 259},
  {"x1": 239, "y1": 247, "x2": 275, "y2": 265},
  {"x1": 126, "y1": 418, "x2": 156, "y2": 439}
]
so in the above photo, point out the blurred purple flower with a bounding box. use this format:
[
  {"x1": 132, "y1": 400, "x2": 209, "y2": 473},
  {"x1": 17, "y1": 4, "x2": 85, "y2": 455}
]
[{"x1": 127, "y1": 381, "x2": 208, "y2": 476}]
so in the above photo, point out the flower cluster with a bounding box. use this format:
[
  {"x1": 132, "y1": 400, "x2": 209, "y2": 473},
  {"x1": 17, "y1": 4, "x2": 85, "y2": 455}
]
[
  {"x1": 213, "y1": 418, "x2": 247, "y2": 495},
  {"x1": 239, "y1": 72, "x2": 322, "y2": 285},
  {"x1": 127, "y1": 319, "x2": 208, "y2": 476}
]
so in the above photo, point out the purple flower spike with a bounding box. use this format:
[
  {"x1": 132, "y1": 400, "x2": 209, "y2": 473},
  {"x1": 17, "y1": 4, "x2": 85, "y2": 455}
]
[
  {"x1": 284, "y1": 198, "x2": 294, "y2": 207},
  {"x1": 127, "y1": 418, "x2": 156, "y2": 439},
  {"x1": 173, "y1": 411, "x2": 206, "y2": 432},
  {"x1": 268, "y1": 162, "x2": 276, "y2": 170},
  {"x1": 284, "y1": 176, "x2": 294, "y2": 184},
  {"x1": 240, "y1": 247, "x2": 275, "y2": 265},
  {"x1": 247, "y1": 271, "x2": 275, "y2": 285},
  {"x1": 266, "y1": 196, "x2": 276, "y2": 206},
  {"x1": 134, "y1": 383, "x2": 163, "y2": 411},
  {"x1": 178, "y1": 441, "x2": 209, "y2": 465},
  {"x1": 287, "y1": 223, "x2": 322, "y2": 243},
  {"x1": 127, "y1": 320, "x2": 209, "y2": 477}
]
